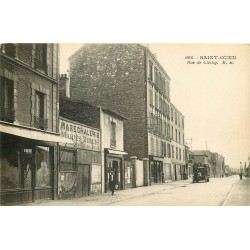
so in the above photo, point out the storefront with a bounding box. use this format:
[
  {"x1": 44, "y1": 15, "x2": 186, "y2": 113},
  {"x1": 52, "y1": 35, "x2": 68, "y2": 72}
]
[
  {"x1": 58, "y1": 117, "x2": 102, "y2": 199},
  {"x1": 149, "y1": 156, "x2": 164, "y2": 184},
  {"x1": 104, "y1": 149, "x2": 127, "y2": 193},
  {"x1": 0, "y1": 123, "x2": 71, "y2": 205}
]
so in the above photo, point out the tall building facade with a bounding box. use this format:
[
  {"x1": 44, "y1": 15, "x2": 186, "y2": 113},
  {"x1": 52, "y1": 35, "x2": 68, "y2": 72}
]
[
  {"x1": 0, "y1": 43, "x2": 71, "y2": 205},
  {"x1": 68, "y1": 44, "x2": 185, "y2": 183}
]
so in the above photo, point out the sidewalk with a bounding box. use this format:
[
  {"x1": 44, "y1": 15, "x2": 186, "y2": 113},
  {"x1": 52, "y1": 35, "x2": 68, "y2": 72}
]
[
  {"x1": 30, "y1": 179, "x2": 192, "y2": 206},
  {"x1": 222, "y1": 177, "x2": 250, "y2": 206}
]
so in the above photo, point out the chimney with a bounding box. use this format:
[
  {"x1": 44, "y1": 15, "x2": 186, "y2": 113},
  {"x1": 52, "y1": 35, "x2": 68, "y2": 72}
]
[{"x1": 59, "y1": 73, "x2": 70, "y2": 98}]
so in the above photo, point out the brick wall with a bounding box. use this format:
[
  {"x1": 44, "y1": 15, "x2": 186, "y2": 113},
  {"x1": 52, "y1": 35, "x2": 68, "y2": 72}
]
[
  {"x1": 69, "y1": 44, "x2": 148, "y2": 159},
  {"x1": 1, "y1": 45, "x2": 59, "y2": 132}
]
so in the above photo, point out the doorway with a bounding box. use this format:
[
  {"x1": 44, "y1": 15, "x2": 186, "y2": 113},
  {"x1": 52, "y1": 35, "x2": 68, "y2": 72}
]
[{"x1": 77, "y1": 164, "x2": 90, "y2": 197}]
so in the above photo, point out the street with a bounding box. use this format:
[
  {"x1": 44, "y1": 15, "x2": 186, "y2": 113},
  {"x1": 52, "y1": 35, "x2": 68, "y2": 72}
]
[
  {"x1": 109, "y1": 175, "x2": 249, "y2": 206},
  {"x1": 31, "y1": 175, "x2": 249, "y2": 206}
]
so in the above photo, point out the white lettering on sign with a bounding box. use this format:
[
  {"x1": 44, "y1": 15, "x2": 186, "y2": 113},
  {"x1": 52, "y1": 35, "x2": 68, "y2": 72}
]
[{"x1": 59, "y1": 118, "x2": 100, "y2": 151}]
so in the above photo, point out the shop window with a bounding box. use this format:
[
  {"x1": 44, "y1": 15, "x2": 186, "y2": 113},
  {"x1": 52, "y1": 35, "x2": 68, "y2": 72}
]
[
  {"x1": 60, "y1": 149, "x2": 76, "y2": 172},
  {"x1": 0, "y1": 76, "x2": 15, "y2": 123},
  {"x1": 110, "y1": 121, "x2": 116, "y2": 147},
  {"x1": 36, "y1": 147, "x2": 52, "y2": 187},
  {"x1": 34, "y1": 91, "x2": 48, "y2": 130},
  {"x1": 0, "y1": 139, "x2": 20, "y2": 190}
]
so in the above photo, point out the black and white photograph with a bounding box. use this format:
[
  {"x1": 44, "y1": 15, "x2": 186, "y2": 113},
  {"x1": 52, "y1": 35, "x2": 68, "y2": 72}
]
[
  {"x1": 1, "y1": 1, "x2": 249, "y2": 250},
  {"x1": 1, "y1": 43, "x2": 249, "y2": 206}
]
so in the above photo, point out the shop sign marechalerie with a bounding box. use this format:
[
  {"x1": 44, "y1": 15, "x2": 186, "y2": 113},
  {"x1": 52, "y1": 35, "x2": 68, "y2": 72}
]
[{"x1": 59, "y1": 118, "x2": 100, "y2": 151}]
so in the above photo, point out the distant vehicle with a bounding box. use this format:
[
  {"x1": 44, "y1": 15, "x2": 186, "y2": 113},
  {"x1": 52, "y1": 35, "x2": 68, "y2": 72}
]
[{"x1": 193, "y1": 163, "x2": 210, "y2": 183}]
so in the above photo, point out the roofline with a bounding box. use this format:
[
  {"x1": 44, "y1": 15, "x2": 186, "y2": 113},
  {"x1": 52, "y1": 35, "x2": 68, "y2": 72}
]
[
  {"x1": 59, "y1": 96, "x2": 126, "y2": 120},
  {"x1": 142, "y1": 45, "x2": 171, "y2": 81}
]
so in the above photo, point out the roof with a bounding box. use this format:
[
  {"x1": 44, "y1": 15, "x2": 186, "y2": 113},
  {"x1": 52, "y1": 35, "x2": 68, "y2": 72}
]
[{"x1": 60, "y1": 97, "x2": 126, "y2": 121}]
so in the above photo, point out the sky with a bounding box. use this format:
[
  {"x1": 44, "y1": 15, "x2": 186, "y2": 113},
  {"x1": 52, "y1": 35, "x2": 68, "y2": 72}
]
[{"x1": 60, "y1": 43, "x2": 250, "y2": 169}]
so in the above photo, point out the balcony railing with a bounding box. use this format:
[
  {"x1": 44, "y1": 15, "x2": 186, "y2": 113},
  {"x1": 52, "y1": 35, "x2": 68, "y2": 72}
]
[
  {"x1": 34, "y1": 116, "x2": 48, "y2": 130},
  {"x1": 0, "y1": 107, "x2": 16, "y2": 122}
]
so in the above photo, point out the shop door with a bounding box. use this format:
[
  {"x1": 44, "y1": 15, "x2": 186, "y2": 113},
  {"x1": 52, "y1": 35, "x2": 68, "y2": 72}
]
[{"x1": 77, "y1": 164, "x2": 90, "y2": 197}]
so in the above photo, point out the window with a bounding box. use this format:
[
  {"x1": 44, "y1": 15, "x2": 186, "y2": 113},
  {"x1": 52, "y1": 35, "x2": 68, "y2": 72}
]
[
  {"x1": 36, "y1": 146, "x2": 52, "y2": 187},
  {"x1": 167, "y1": 124, "x2": 170, "y2": 138},
  {"x1": 164, "y1": 122, "x2": 167, "y2": 136},
  {"x1": 35, "y1": 44, "x2": 47, "y2": 72},
  {"x1": 171, "y1": 108, "x2": 173, "y2": 121},
  {"x1": 149, "y1": 88, "x2": 153, "y2": 106},
  {"x1": 164, "y1": 142, "x2": 167, "y2": 157},
  {"x1": 0, "y1": 76, "x2": 15, "y2": 122},
  {"x1": 162, "y1": 78, "x2": 166, "y2": 95},
  {"x1": 154, "y1": 68, "x2": 158, "y2": 87},
  {"x1": 159, "y1": 97, "x2": 162, "y2": 113},
  {"x1": 179, "y1": 148, "x2": 181, "y2": 160},
  {"x1": 171, "y1": 126, "x2": 173, "y2": 139},
  {"x1": 176, "y1": 147, "x2": 178, "y2": 159},
  {"x1": 179, "y1": 132, "x2": 181, "y2": 144},
  {"x1": 175, "y1": 129, "x2": 178, "y2": 141},
  {"x1": 155, "y1": 92, "x2": 158, "y2": 109},
  {"x1": 172, "y1": 145, "x2": 174, "y2": 158},
  {"x1": 110, "y1": 121, "x2": 116, "y2": 147},
  {"x1": 167, "y1": 144, "x2": 171, "y2": 158},
  {"x1": 149, "y1": 61, "x2": 153, "y2": 81},
  {"x1": 2, "y1": 43, "x2": 16, "y2": 57},
  {"x1": 151, "y1": 137, "x2": 154, "y2": 155},
  {"x1": 156, "y1": 139, "x2": 159, "y2": 156},
  {"x1": 60, "y1": 149, "x2": 76, "y2": 172},
  {"x1": 34, "y1": 91, "x2": 47, "y2": 130}
]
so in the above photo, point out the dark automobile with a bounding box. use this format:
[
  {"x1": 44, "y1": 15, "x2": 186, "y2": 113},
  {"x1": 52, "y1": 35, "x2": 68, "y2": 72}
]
[{"x1": 193, "y1": 163, "x2": 210, "y2": 183}]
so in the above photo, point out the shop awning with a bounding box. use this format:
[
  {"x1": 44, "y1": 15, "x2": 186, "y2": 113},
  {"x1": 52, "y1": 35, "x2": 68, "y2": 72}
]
[
  {"x1": 0, "y1": 122, "x2": 73, "y2": 144},
  {"x1": 108, "y1": 149, "x2": 128, "y2": 155}
]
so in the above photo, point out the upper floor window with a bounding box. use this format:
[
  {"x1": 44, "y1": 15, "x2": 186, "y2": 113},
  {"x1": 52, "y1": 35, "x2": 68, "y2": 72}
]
[
  {"x1": 154, "y1": 68, "x2": 158, "y2": 87},
  {"x1": 110, "y1": 121, "x2": 116, "y2": 147},
  {"x1": 155, "y1": 92, "x2": 158, "y2": 109},
  {"x1": 158, "y1": 72, "x2": 162, "y2": 91},
  {"x1": 149, "y1": 88, "x2": 153, "y2": 106},
  {"x1": 0, "y1": 76, "x2": 15, "y2": 122},
  {"x1": 1, "y1": 43, "x2": 16, "y2": 58},
  {"x1": 35, "y1": 44, "x2": 47, "y2": 72},
  {"x1": 34, "y1": 91, "x2": 47, "y2": 130},
  {"x1": 162, "y1": 78, "x2": 166, "y2": 96},
  {"x1": 149, "y1": 61, "x2": 153, "y2": 81},
  {"x1": 171, "y1": 108, "x2": 173, "y2": 121}
]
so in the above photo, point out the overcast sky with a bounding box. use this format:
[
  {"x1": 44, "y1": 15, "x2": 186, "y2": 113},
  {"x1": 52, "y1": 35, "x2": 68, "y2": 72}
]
[{"x1": 60, "y1": 43, "x2": 250, "y2": 169}]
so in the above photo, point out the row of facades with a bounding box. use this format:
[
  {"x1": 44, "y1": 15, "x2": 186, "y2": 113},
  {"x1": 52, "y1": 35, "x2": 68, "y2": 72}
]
[{"x1": 0, "y1": 43, "x2": 225, "y2": 205}]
